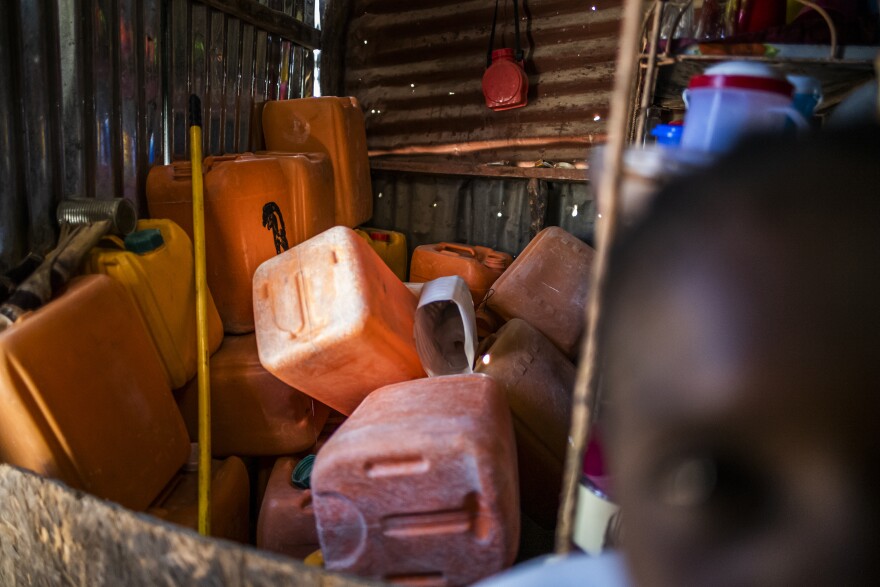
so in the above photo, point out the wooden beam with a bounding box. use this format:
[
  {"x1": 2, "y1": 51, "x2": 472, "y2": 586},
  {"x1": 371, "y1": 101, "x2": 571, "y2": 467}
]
[
  {"x1": 0, "y1": 465, "x2": 377, "y2": 585},
  {"x1": 197, "y1": 0, "x2": 322, "y2": 50},
  {"x1": 370, "y1": 159, "x2": 590, "y2": 183}
]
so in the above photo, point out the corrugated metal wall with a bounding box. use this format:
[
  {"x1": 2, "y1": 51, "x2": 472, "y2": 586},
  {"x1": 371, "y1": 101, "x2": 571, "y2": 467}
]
[
  {"x1": 347, "y1": 0, "x2": 619, "y2": 164},
  {"x1": 0, "y1": 0, "x2": 317, "y2": 273},
  {"x1": 368, "y1": 172, "x2": 595, "y2": 260}
]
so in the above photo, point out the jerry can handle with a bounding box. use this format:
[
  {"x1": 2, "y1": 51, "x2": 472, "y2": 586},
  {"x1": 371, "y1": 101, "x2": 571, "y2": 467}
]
[
  {"x1": 203, "y1": 154, "x2": 241, "y2": 169},
  {"x1": 437, "y1": 242, "x2": 477, "y2": 257},
  {"x1": 172, "y1": 161, "x2": 193, "y2": 179},
  {"x1": 96, "y1": 234, "x2": 127, "y2": 250}
]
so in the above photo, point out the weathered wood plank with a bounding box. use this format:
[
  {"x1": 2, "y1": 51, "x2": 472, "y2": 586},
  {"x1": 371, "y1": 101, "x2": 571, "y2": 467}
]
[
  {"x1": 0, "y1": 464, "x2": 381, "y2": 586},
  {"x1": 370, "y1": 159, "x2": 590, "y2": 182}
]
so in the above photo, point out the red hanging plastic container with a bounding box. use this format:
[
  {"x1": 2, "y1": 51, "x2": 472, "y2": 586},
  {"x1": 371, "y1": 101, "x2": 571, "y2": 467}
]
[
  {"x1": 481, "y1": 0, "x2": 528, "y2": 112},
  {"x1": 312, "y1": 373, "x2": 519, "y2": 585},
  {"x1": 483, "y1": 48, "x2": 529, "y2": 112}
]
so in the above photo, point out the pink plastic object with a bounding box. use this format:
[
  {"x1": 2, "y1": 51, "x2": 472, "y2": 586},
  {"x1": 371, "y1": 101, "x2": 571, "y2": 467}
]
[
  {"x1": 583, "y1": 428, "x2": 612, "y2": 497},
  {"x1": 175, "y1": 334, "x2": 329, "y2": 457},
  {"x1": 312, "y1": 374, "x2": 520, "y2": 585},
  {"x1": 253, "y1": 226, "x2": 426, "y2": 416},
  {"x1": 256, "y1": 456, "x2": 320, "y2": 559},
  {"x1": 487, "y1": 227, "x2": 595, "y2": 357}
]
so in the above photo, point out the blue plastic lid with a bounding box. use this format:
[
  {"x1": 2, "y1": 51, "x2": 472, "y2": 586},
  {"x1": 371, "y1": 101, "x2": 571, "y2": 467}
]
[
  {"x1": 651, "y1": 123, "x2": 684, "y2": 147},
  {"x1": 124, "y1": 229, "x2": 164, "y2": 254}
]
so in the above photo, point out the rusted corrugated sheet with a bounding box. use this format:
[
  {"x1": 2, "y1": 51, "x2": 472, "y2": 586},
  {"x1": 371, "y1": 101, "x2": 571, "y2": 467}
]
[
  {"x1": 0, "y1": 0, "x2": 316, "y2": 273},
  {"x1": 346, "y1": 0, "x2": 619, "y2": 164},
  {"x1": 368, "y1": 172, "x2": 594, "y2": 260}
]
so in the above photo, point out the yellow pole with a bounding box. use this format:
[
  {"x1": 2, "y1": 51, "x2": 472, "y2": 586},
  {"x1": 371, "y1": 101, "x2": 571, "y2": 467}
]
[{"x1": 189, "y1": 94, "x2": 211, "y2": 537}]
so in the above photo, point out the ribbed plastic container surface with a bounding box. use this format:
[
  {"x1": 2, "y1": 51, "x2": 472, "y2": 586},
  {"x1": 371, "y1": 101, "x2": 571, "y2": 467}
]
[
  {"x1": 487, "y1": 227, "x2": 595, "y2": 357},
  {"x1": 411, "y1": 242, "x2": 512, "y2": 306},
  {"x1": 148, "y1": 456, "x2": 250, "y2": 543},
  {"x1": 355, "y1": 227, "x2": 408, "y2": 281},
  {"x1": 175, "y1": 334, "x2": 329, "y2": 457},
  {"x1": 0, "y1": 275, "x2": 190, "y2": 511},
  {"x1": 476, "y1": 318, "x2": 574, "y2": 529},
  {"x1": 312, "y1": 373, "x2": 519, "y2": 586},
  {"x1": 256, "y1": 456, "x2": 321, "y2": 559},
  {"x1": 83, "y1": 219, "x2": 224, "y2": 389},
  {"x1": 146, "y1": 152, "x2": 335, "y2": 333},
  {"x1": 262, "y1": 97, "x2": 372, "y2": 228},
  {"x1": 253, "y1": 226, "x2": 425, "y2": 416}
]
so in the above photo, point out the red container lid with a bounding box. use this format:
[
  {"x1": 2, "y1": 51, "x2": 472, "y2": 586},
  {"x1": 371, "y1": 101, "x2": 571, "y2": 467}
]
[
  {"x1": 369, "y1": 231, "x2": 390, "y2": 242},
  {"x1": 688, "y1": 74, "x2": 794, "y2": 97},
  {"x1": 491, "y1": 48, "x2": 515, "y2": 62}
]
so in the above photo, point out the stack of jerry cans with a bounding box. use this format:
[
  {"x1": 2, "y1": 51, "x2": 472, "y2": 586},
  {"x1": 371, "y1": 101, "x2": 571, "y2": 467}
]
[
  {"x1": 146, "y1": 152, "x2": 335, "y2": 333},
  {"x1": 476, "y1": 318, "x2": 575, "y2": 529},
  {"x1": 410, "y1": 242, "x2": 512, "y2": 306},
  {"x1": 253, "y1": 226, "x2": 425, "y2": 416},
  {"x1": 175, "y1": 334, "x2": 329, "y2": 457},
  {"x1": 83, "y1": 219, "x2": 224, "y2": 389},
  {"x1": 311, "y1": 374, "x2": 519, "y2": 585},
  {"x1": 263, "y1": 97, "x2": 372, "y2": 228},
  {"x1": 487, "y1": 226, "x2": 596, "y2": 357},
  {"x1": 0, "y1": 275, "x2": 249, "y2": 541}
]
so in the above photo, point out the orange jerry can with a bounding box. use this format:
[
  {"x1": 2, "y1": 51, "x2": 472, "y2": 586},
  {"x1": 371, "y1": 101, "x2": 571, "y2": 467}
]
[
  {"x1": 487, "y1": 227, "x2": 595, "y2": 357},
  {"x1": 257, "y1": 456, "x2": 321, "y2": 559},
  {"x1": 175, "y1": 334, "x2": 330, "y2": 457},
  {"x1": 83, "y1": 219, "x2": 224, "y2": 389},
  {"x1": 262, "y1": 97, "x2": 372, "y2": 228},
  {"x1": 476, "y1": 318, "x2": 575, "y2": 529},
  {"x1": 410, "y1": 242, "x2": 512, "y2": 306},
  {"x1": 312, "y1": 374, "x2": 520, "y2": 585},
  {"x1": 148, "y1": 454, "x2": 251, "y2": 543},
  {"x1": 0, "y1": 275, "x2": 190, "y2": 511},
  {"x1": 253, "y1": 226, "x2": 425, "y2": 416},
  {"x1": 146, "y1": 152, "x2": 335, "y2": 334}
]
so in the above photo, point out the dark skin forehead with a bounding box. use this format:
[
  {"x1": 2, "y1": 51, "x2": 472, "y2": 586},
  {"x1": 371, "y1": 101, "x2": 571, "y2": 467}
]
[
  {"x1": 601, "y1": 127, "x2": 880, "y2": 586},
  {"x1": 610, "y1": 210, "x2": 880, "y2": 440}
]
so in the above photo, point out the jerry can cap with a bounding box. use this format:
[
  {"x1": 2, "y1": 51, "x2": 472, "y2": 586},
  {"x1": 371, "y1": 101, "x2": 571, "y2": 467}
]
[
  {"x1": 124, "y1": 229, "x2": 165, "y2": 254},
  {"x1": 291, "y1": 454, "x2": 316, "y2": 489}
]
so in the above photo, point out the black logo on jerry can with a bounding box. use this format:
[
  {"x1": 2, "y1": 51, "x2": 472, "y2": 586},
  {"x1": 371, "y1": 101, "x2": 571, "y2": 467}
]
[{"x1": 262, "y1": 202, "x2": 290, "y2": 255}]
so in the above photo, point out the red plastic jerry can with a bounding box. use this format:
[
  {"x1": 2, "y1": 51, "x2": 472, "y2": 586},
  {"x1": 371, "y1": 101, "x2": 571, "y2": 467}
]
[{"x1": 482, "y1": 48, "x2": 528, "y2": 112}]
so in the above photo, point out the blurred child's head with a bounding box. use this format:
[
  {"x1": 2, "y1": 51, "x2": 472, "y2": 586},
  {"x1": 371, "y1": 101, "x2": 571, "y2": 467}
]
[{"x1": 603, "y1": 127, "x2": 880, "y2": 586}]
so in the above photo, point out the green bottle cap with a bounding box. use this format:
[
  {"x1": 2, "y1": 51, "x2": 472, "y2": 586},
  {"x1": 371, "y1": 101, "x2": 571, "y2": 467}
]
[
  {"x1": 291, "y1": 454, "x2": 316, "y2": 489},
  {"x1": 124, "y1": 229, "x2": 164, "y2": 254}
]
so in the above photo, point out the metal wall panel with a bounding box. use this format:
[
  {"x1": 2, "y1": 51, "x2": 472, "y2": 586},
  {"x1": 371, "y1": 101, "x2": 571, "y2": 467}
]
[
  {"x1": 0, "y1": 0, "x2": 317, "y2": 272},
  {"x1": 347, "y1": 0, "x2": 619, "y2": 164},
  {"x1": 368, "y1": 172, "x2": 594, "y2": 260}
]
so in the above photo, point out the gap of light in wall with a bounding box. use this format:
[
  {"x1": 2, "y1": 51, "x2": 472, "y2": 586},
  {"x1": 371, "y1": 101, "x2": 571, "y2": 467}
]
[{"x1": 313, "y1": 0, "x2": 322, "y2": 96}]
